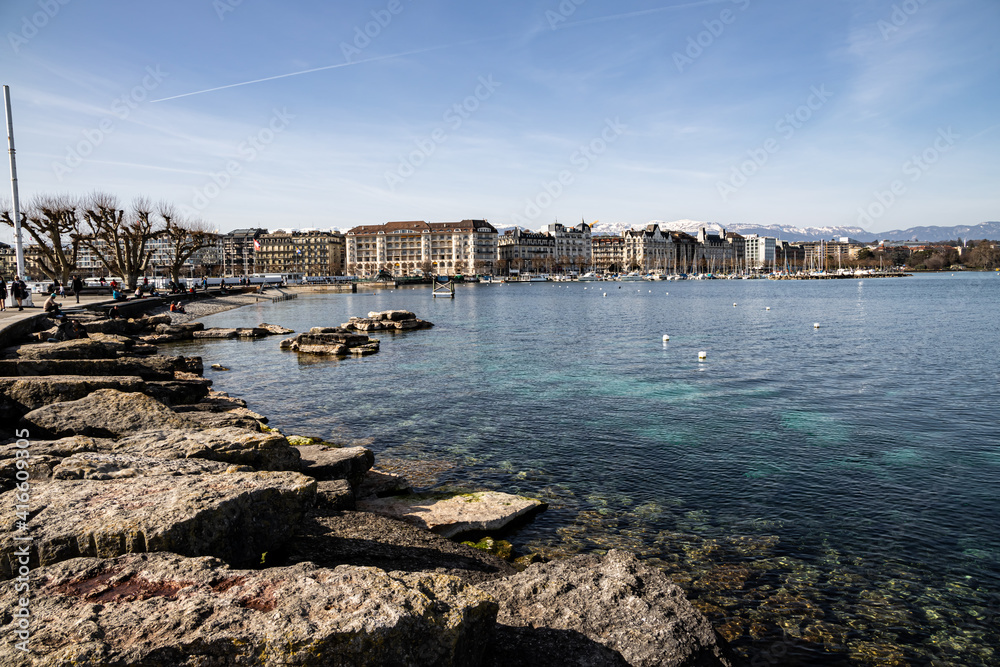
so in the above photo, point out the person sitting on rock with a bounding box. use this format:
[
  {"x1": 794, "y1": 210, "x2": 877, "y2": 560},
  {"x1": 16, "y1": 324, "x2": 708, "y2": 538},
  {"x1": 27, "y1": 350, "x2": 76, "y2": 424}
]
[
  {"x1": 109, "y1": 305, "x2": 120, "y2": 319},
  {"x1": 43, "y1": 292, "x2": 62, "y2": 318},
  {"x1": 134, "y1": 287, "x2": 143, "y2": 299}
]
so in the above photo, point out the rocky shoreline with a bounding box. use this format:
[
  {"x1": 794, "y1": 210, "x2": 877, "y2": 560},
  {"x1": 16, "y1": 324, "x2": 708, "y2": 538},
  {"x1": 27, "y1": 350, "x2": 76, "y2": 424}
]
[{"x1": 0, "y1": 304, "x2": 735, "y2": 666}]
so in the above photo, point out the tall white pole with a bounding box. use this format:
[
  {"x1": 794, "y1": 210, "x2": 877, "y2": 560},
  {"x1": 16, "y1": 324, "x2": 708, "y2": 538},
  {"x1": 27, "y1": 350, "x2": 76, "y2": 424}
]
[{"x1": 3, "y1": 85, "x2": 25, "y2": 279}]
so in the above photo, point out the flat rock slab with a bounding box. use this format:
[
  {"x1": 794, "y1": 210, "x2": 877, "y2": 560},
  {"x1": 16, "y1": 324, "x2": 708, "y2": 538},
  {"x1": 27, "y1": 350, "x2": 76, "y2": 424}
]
[
  {"x1": 284, "y1": 510, "x2": 518, "y2": 585},
  {"x1": 0, "y1": 552, "x2": 497, "y2": 667},
  {"x1": 13, "y1": 339, "x2": 117, "y2": 360},
  {"x1": 357, "y1": 490, "x2": 547, "y2": 539},
  {"x1": 52, "y1": 452, "x2": 246, "y2": 480},
  {"x1": 1, "y1": 376, "x2": 148, "y2": 422},
  {"x1": 20, "y1": 388, "x2": 188, "y2": 438},
  {"x1": 0, "y1": 470, "x2": 316, "y2": 578},
  {"x1": 259, "y1": 322, "x2": 294, "y2": 335},
  {"x1": 478, "y1": 550, "x2": 734, "y2": 667},
  {"x1": 112, "y1": 427, "x2": 301, "y2": 471},
  {"x1": 297, "y1": 445, "x2": 374, "y2": 485},
  {"x1": 0, "y1": 355, "x2": 186, "y2": 380}
]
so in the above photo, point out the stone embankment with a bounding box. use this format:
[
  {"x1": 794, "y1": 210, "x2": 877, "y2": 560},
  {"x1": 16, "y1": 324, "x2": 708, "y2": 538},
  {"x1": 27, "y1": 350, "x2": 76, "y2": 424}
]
[{"x1": 0, "y1": 308, "x2": 733, "y2": 666}]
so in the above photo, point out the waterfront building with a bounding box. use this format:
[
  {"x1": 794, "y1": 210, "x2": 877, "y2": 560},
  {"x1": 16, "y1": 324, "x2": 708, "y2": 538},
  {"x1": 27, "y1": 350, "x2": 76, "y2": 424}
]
[
  {"x1": 257, "y1": 229, "x2": 345, "y2": 276},
  {"x1": 799, "y1": 239, "x2": 857, "y2": 270},
  {"x1": 724, "y1": 231, "x2": 746, "y2": 270},
  {"x1": 222, "y1": 228, "x2": 268, "y2": 277},
  {"x1": 744, "y1": 235, "x2": 777, "y2": 270},
  {"x1": 696, "y1": 227, "x2": 733, "y2": 272},
  {"x1": 346, "y1": 220, "x2": 497, "y2": 277},
  {"x1": 542, "y1": 222, "x2": 592, "y2": 274},
  {"x1": 591, "y1": 235, "x2": 625, "y2": 273},
  {"x1": 0, "y1": 242, "x2": 16, "y2": 278},
  {"x1": 498, "y1": 227, "x2": 556, "y2": 274}
]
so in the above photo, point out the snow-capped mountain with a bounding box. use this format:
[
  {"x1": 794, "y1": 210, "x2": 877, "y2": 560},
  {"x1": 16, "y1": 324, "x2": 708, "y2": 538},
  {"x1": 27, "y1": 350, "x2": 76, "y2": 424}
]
[{"x1": 589, "y1": 220, "x2": 1000, "y2": 242}]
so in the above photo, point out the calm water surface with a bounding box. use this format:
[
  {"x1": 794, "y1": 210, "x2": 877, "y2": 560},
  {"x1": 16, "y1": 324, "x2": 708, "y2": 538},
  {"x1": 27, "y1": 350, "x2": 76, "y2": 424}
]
[{"x1": 173, "y1": 273, "x2": 1000, "y2": 666}]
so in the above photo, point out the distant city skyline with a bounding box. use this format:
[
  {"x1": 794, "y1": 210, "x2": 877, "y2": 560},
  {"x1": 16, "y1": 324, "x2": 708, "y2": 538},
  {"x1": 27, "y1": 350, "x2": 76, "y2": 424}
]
[{"x1": 2, "y1": 0, "x2": 998, "y2": 245}]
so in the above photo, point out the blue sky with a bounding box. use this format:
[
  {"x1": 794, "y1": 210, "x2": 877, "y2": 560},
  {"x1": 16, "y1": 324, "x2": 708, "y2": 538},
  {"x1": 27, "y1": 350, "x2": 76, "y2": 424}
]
[{"x1": 1, "y1": 0, "x2": 998, "y2": 240}]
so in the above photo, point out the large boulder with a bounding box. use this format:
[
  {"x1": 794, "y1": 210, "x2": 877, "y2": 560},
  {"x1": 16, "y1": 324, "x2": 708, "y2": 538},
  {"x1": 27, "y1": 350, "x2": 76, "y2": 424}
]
[
  {"x1": 297, "y1": 445, "x2": 374, "y2": 486},
  {"x1": 0, "y1": 470, "x2": 315, "y2": 578},
  {"x1": 19, "y1": 389, "x2": 188, "y2": 438},
  {"x1": 357, "y1": 490, "x2": 546, "y2": 539},
  {"x1": 0, "y1": 376, "x2": 148, "y2": 423},
  {"x1": 478, "y1": 550, "x2": 734, "y2": 667},
  {"x1": 342, "y1": 310, "x2": 433, "y2": 332},
  {"x1": 0, "y1": 552, "x2": 498, "y2": 667}
]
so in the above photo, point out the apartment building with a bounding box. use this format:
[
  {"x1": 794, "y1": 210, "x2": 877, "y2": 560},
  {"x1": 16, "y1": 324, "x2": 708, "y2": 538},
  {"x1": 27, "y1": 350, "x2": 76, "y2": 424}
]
[
  {"x1": 346, "y1": 220, "x2": 498, "y2": 277},
  {"x1": 256, "y1": 230, "x2": 345, "y2": 276},
  {"x1": 543, "y1": 222, "x2": 592, "y2": 273}
]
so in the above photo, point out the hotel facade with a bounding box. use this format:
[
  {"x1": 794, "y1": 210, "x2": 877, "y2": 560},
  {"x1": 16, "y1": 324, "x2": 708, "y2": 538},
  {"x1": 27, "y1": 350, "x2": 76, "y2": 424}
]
[{"x1": 345, "y1": 220, "x2": 498, "y2": 277}]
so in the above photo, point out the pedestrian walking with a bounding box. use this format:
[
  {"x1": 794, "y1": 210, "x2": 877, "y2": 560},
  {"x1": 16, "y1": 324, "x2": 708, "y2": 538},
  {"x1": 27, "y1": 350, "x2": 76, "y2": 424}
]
[
  {"x1": 72, "y1": 275, "x2": 83, "y2": 303},
  {"x1": 12, "y1": 276, "x2": 28, "y2": 311},
  {"x1": 0, "y1": 276, "x2": 7, "y2": 311}
]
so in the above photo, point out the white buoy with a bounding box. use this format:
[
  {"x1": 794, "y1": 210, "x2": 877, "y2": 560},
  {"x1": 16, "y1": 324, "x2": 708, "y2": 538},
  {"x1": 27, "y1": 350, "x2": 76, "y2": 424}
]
[
  {"x1": 698, "y1": 351, "x2": 707, "y2": 360},
  {"x1": 766, "y1": 307, "x2": 770, "y2": 311},
  {"x1": 733, "y1": 302, "x2": 737, "y2": 307},
  {"x1": 603, "y1": 292, "x2": 607, "y2": 297},
  {"x1": 662, "y1": 334, "x2": 670, "y2": 342},
  {"x1": 813, "y1": 322, "x2": 820, "y2": 329}
]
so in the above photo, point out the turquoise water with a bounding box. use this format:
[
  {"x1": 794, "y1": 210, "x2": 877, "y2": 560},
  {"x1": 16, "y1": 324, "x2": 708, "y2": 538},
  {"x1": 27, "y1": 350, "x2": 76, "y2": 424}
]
[{"x1": 173, "y1": 273, "x2": 1000, "y2": 666}]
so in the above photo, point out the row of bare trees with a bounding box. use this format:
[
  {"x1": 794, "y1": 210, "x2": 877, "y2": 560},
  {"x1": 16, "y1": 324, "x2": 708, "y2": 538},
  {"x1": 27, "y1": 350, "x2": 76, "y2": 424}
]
[{"x1": 1, "y1": 192, "x2": 213, "y2": 289}]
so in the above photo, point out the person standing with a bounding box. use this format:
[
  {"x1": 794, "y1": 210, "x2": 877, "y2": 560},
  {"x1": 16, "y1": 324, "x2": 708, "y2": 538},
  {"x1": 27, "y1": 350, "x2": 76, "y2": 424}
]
[
  {"x1": 12, "y1": 276, "x2": 27, "y2": 311},
  {"x1": 0, "y1": 276, "x2": 7, "y2": 312},
  {"x1": 72, "y1": 275, "x2": 83, "y2": 303}
]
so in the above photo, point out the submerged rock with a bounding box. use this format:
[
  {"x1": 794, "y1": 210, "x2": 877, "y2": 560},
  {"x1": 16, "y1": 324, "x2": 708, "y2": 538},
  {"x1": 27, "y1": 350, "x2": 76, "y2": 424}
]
[
  {"x1": 357, "y1": 490, "x2": 547, "y2": 539},
  {"x1": 0, "y1": 470, "x2": 316, "y2": 578},
  {"x1": 478, "y1": 550, "x2": 734, "y2": 667},
  {"x1": 0, "y1": 552, "x2": 497, "y2": 666}
]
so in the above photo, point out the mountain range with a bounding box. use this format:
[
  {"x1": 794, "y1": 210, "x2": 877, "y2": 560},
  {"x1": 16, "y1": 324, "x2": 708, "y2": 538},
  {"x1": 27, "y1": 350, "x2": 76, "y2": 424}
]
[{"x1": 585, "y1": 220, "x2": 1000, "y2": 243}]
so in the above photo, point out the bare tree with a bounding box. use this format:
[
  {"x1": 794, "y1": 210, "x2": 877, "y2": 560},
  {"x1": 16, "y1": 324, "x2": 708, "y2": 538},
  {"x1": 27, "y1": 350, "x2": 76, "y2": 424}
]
[
  {"x1": 1, "y1": 194, "x2": 82, "y2": 283},
  {"x1": 419, "y1": 259, "x2": 434, "y2": 278},
  {"x1": 453, "y1": 259, "x2": 466, "y2": 276},
  {"x1": 81, "y1": 193, "x2": 162, "y2": 289},
  {"x1": 159, "y1": 204, "x2": 215, "y2": 285}
]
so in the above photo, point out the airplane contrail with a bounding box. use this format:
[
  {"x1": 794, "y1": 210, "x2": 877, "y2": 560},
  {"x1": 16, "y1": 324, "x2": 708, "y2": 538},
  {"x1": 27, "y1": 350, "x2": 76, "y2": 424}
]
[
  {"x1": 150, "y1": 38, "x2": 497, "y2": 103},
  {"x1": 553, "y1": 0, "x2": 736, "y2": 30},
  {"x1": 152, "y1": 2, "x2": 726, "y2": 103}
]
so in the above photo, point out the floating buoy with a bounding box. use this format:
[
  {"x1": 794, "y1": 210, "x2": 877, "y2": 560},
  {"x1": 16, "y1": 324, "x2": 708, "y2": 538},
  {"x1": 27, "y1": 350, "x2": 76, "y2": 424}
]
[
  {"x1": 766, "y1": 307, "x2": 770, "y2": 311},
  {"x1": 813, "y1": 322, "x2": 820, "y2": 329},
  {"x1": 663, "y1": 334, "x2": 670, "y2": 342},
  {"x1": 733, "y1": 302, "x2": 737, "y2": 307},
  {"x1": 698, "y1": 351, "x2": 707, "y2": 360},
  {"x1": 603, "y1": 292, "x2": 607, "y2": 297}
]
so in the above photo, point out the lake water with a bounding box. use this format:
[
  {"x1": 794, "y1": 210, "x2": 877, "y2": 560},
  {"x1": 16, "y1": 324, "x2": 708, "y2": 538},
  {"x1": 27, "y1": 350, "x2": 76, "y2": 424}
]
[{"x1": 172, "y1": 273, "x2": 1000, "y2": 666}]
